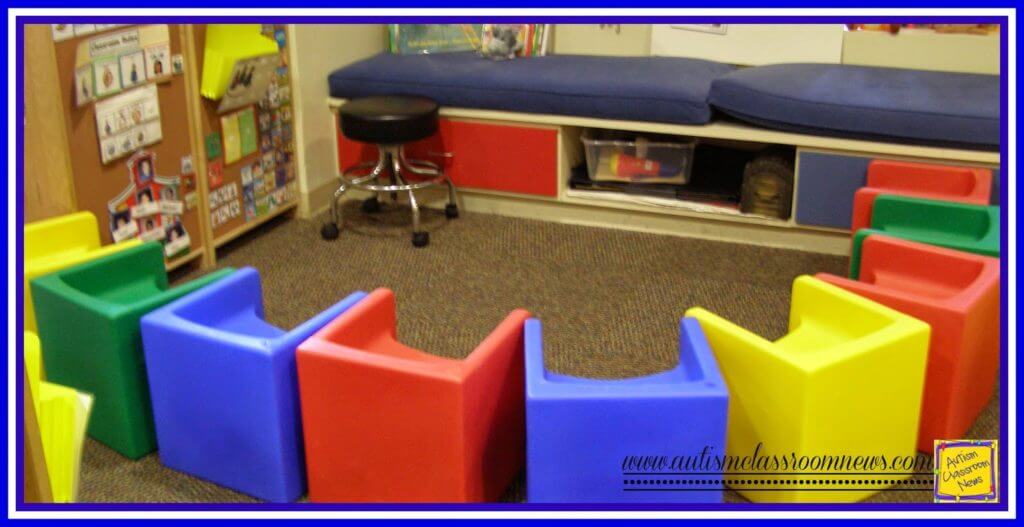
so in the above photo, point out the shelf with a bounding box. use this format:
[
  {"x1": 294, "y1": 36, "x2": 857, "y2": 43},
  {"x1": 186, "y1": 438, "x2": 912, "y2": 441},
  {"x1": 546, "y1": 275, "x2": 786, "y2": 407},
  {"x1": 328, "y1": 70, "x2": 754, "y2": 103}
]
[
  {"x1": 213, "y1": 200, "x2": 298, "y2": 248},
  {"x1": 165, "y1": 247, "x2": 204, "y2": 272},
  {"x1": 563, "y1": 189, "x2": 792, "y2": 228}
]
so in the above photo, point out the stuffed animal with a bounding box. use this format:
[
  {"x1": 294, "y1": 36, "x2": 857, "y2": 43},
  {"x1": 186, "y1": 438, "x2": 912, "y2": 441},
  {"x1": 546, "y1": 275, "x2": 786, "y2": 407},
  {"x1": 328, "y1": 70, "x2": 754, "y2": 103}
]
[{"x1": 481, "y1": 24, "x2": 524, "y2": 60}]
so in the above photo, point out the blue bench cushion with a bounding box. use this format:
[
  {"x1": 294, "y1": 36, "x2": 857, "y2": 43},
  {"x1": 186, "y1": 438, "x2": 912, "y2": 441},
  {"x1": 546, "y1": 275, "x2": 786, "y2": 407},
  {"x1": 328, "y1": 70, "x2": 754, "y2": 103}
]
[
  {"x1": 709, "y1": 63, "x2": 1000, "y2": 149},
  {"x1": 329, "y1": 52, "x2": 735, "y2": 125}
]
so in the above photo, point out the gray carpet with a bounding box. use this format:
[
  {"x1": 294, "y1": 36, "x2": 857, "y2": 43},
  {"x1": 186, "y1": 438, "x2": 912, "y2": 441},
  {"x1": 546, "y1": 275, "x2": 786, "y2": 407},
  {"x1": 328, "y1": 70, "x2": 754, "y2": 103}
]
[{"x1": 78, "y1": 203, "x2": 1000, "y2": 504}]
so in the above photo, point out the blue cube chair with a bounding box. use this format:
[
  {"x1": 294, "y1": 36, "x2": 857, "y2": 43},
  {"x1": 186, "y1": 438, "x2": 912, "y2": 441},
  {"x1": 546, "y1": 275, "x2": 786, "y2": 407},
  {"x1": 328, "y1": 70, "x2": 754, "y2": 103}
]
[
  {"x1": 140, "y1": 267, "x2": 367, "y2": 502},
  {"x1": 525, "y1": 317, "x2": 729, "y2": 503}
]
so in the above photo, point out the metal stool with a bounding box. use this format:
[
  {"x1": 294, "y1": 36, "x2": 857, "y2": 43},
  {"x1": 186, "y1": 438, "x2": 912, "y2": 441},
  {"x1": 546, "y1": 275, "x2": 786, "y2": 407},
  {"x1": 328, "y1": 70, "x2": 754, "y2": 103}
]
[{"x1": 321, "y1": 95, "x2": 458, "y2": 248}]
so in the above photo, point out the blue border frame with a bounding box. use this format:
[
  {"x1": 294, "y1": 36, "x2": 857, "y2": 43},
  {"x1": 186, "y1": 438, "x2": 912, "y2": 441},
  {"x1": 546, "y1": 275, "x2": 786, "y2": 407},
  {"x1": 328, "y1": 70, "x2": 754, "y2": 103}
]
[{"x1": 8, "y1": 11, "x2": 1013, "y2": 515}]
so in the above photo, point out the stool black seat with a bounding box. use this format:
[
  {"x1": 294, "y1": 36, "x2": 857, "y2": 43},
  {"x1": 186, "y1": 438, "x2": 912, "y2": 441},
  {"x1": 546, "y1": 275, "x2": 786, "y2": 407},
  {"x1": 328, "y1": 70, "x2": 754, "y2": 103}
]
[
  {"x1": 339, "y1": 95, "x2": 439, "y2": 144},
  {"x1": 322, "y1": 95, "x2": 458, "y2": 248}
]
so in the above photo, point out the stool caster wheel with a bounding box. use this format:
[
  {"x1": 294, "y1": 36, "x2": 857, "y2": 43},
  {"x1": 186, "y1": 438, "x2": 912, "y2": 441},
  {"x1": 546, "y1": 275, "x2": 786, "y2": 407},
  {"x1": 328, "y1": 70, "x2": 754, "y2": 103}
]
[
  {"x1": 362, "y1": 197, "x2": 382, "y2": 213},
  {"x1": 445, "y1": 204, "x2": 459, "y2": 219},
  {"x1": 412, "y1": 231, "x2": 429, "y2": 248},
  {"x1": 321, "y1": 223, "x2": 340, "y2": 240}
]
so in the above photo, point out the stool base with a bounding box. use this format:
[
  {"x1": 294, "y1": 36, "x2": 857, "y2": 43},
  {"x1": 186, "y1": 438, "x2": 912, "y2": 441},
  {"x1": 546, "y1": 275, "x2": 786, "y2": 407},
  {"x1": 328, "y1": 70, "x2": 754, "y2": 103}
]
[{"x1": 322, "y1": 144, "x2": 458, "y2": 247}]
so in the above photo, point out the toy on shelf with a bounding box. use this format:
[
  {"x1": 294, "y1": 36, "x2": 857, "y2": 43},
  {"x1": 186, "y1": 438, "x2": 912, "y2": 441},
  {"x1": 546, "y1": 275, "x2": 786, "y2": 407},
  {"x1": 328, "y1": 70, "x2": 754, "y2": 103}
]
[
  {"x1": 31, "y1": 242, "x2": 234, "y2": 459},
  {"x1": 850, "y1": 160, "x2": 992, "y2": 232},
  {"x1": 296, "y1": 289, "x2": 529, "y2": 502},
  {"x1": 686, "y1": 276, "x2": 929, "y2": 503},
  {"x1": 818, "y1": 235, "x2": 1000, "y2": 452},
  {"x1": 525, "y1": 317, "x2": 728, "y2": 503},
  {"x1": 140, "y1": 268, "x2": 366, "y2": 502},
  {"x1": 24, "y1": 212, "x2": 141, "y2": 332},
  {"x1": 851, "y1": 195, "x2": 1000, "y2": 278}
]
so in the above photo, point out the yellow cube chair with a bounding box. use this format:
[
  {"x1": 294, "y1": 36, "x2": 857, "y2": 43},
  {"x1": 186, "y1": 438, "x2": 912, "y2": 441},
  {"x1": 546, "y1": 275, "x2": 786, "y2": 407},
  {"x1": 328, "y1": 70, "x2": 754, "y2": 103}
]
[
  {"x1": 24, "y1": 212, "x2": 141, "y2": 332},
  {"x1": 686, "y1": 276, "x2": 929, "y2": 503},
  {"x1": 25, "y1": 332, "x2": 93, "y2": 503}
]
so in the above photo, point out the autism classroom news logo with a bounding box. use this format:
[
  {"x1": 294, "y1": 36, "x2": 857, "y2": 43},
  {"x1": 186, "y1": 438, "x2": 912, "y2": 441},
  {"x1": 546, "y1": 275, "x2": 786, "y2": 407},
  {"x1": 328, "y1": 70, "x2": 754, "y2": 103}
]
[{"x1": 934, "y1": 440, "x2": 998, "y2": 503}]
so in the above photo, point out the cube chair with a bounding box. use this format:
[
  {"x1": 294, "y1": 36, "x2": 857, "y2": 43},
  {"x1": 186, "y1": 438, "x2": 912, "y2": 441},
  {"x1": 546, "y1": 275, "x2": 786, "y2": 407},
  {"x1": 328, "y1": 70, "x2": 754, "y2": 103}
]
[
  {"x1": 818, "y1": 235, "x2": 999, "y2": 453},
  {"x1": 140, "y1": 267, "x2": 367, "y2": 502},
  {"x1": 296, "y1": 288, "x2": 529, "y2": 502},
  {"x1": 25, "y1": 331, "x2": 91, "y2": 503},
  {"x1": 25, "y1": 212, "x2": 141, "y2": 332},
  {"x1": 850, "y1": 160, "x2": 992, "y2": 232},
  {"x1": 852, "y1": 195, "x2": 999, "y2": 278},
  {"x1": 525, "y1": 317, "x2": 728, "y2": 503},
  {"x1": 31, "y1": 242, "x2": 234, "y2": 459},
  {"x1": 685, "y1": 276, "x2": 930, "y2": 503}
]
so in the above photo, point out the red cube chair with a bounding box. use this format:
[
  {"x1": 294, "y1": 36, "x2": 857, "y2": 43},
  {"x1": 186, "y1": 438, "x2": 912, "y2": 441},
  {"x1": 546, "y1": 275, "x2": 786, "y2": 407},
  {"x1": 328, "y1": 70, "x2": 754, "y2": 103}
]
[
  {"x1": 850, "y1": 160, "x2": 992, "y2": 232},
  {"x1": 817, "y1": 234, "x2": 1000, "y2": 452},
  {"x1": 296, "y1": 288, "x2": 529, "y2": 502}
]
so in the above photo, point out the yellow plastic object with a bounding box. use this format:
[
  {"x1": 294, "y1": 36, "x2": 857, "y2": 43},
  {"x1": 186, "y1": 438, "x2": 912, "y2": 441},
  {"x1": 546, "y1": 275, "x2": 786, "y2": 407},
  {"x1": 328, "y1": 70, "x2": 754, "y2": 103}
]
[
  {"x1": 200, "y1": 24, "x2": 279, "y2": 100},
  {"x1": 24, "y1": 212, "x2": 141, "y2": 332},
  {"x1": 25, "y1": 332, "x2": 93, "y2": 503},
  {"x1": 685, "y1": 276, "x2": 929, "y2": 503}
]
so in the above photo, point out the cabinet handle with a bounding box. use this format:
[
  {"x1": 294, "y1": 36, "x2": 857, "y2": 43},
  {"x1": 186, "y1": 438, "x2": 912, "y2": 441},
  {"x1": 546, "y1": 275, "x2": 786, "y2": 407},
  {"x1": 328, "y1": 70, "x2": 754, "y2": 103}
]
[{"x1": 428, "y1": 151, "x2": 454, "y2": 159}]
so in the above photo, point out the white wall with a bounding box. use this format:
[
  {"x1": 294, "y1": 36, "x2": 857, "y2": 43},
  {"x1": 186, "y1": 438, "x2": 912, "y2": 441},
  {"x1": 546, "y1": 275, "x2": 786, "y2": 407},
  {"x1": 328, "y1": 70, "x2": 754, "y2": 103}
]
[
  {"x1": 552, "y1": 24, "x2": 651, "y2": 56},
  {"x1": 288, "y1": 24, "x2": 387, "y2": 217},
  {"x1": 651, "y1": 24, "x2": 845, "y2": 65}
]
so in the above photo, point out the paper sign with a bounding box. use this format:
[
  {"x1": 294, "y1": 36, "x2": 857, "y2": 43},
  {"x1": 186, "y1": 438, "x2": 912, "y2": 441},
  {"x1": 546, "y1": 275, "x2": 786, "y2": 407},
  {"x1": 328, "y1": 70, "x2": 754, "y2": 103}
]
[
  {"x1": 217, "y1": 53, "x2": 278, "y2": 114},
  {"x1": 95, "y1": 84, "x2": 162, "y2": 163},
  {"x1": 221, "y1": 112, "x2": 242, "y2": 164}
]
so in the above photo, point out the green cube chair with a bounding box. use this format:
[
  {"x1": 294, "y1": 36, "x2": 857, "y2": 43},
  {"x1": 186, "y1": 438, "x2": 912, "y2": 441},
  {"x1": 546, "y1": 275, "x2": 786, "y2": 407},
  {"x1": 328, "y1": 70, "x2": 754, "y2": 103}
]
[
  {"x1": 851, "y1": 195, "x2": 1000, "y2": 278},
  {"x1": 31, "y1": 242, "x2": 234, "y2": 459}
]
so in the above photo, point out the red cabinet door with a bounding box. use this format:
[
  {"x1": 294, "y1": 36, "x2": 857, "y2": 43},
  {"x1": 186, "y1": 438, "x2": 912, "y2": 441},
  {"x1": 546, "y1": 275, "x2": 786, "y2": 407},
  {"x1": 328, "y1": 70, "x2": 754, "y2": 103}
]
[{"x1": 337, "y1": 118, "x2": 558, "y2": 198}]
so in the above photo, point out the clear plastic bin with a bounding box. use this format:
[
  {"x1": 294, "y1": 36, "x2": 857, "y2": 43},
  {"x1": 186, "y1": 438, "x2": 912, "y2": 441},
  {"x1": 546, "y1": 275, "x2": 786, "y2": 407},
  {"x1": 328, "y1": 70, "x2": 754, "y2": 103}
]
[{"x1": 581, "y1": 130, "x2": 695, "y2": 185}]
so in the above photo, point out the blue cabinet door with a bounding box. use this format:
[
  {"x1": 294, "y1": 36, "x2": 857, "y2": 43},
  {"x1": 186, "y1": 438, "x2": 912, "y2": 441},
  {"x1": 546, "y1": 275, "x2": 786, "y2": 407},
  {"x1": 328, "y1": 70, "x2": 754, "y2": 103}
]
[
  {"x1": 795, "y1": 151, "x2": 1001, "y2": 229},
  {"x1": 795, "y1": 152, "x2": 871, "y2": 230}
]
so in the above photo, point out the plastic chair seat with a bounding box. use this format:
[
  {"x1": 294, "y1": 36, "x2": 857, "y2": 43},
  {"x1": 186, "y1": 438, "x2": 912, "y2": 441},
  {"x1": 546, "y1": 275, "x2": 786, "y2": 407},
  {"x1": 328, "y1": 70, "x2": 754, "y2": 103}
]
[
  {"x1": 686, "y1": 276, "x2": 929, "y2": 503},
  {"x1": 24, "y1": 212, "x2": 141, "y2": 332},
  {"x1": 850, "y1": 160, "x2": 992, "y2": 232},
  {"x1": 140, "y1": 267, "x2": 366, "y2": 502},
  {"x1": 525, "y1": 317, "x2": 728, "y2": 503},
  {"x1": 818, "y1": 234, "x2": 999, "y2": 452},
  {"x1": 31, "y1": 242, "x2": 234, "y2": 459},
  {"x1": 296, "y1": 288, "x2": 529, "y2": 502}
]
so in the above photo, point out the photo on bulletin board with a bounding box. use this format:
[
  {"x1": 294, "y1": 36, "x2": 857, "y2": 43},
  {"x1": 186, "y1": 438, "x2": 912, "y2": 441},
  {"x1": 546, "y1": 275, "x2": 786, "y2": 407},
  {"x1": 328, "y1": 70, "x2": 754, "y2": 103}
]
[
  {"x1": 110, "y1": 209, "x2": 138, "y2": 242},
  {"x1": 138, "y1": 214, "x2": 165, "y2": 242},
  {"x1": 145, "y1": 43, "x2": 171, "y2": 80},
  {"x1": 129, "y1": 151, "x2": 156, "y2": 184},
  {"x1": 119, "y1": 50, "x2": 146, "y2": 88},
  {"x1": 93, "y1": 56, "x2": 122, "y2": 98},
  {"x1": 75, "y1": 65, "x2": 95, "y2": 107}
]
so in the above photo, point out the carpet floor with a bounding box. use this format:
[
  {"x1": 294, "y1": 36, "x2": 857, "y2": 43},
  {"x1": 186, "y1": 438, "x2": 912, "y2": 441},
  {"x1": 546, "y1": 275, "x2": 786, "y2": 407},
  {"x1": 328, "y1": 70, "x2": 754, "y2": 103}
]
[{"x1": 78, "y1": 203, "x2": 1000, "y2": 504}]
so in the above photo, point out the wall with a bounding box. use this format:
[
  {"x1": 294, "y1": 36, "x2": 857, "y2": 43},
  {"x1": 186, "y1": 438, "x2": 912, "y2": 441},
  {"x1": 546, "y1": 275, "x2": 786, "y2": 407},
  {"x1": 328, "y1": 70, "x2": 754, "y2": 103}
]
[
  {"x1": 842, "y1": 28, "x2": 1000, "y2": 74},
  {"x1": 551, "y1": 24, "x2": 651, "y2": 56},
  {"x1": 288, "y1": 24, "x2": 387, "y2": 217}
]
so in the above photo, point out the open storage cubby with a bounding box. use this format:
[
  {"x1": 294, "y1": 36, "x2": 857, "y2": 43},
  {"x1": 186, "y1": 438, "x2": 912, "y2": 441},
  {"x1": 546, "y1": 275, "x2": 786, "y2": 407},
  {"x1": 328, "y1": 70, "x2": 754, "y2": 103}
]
[{"x1": 565, "y1": 127, "x2": 795, "y2": 222}]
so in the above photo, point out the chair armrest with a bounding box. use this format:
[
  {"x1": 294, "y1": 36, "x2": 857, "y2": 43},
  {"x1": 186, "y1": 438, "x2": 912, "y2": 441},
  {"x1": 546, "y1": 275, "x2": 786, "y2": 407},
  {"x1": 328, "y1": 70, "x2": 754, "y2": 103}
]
[
  {"x1": 523, "y1": 318, "x2": 546, "y2": 390},
  {"x1": 814, "y1": 272, "x2": 932, "y2": 311},
  {"x1": 30, "y1": 273, "x2": 129, "y2": 320},
  {"x1": 141, "y1": 305, "x2": 275, "y2": 354},
  {"x1": 315, "y1": 288, "x2": 396, "y2": 348},
  {"x1": 275, "y1": 291, "x2": 369, "y2": 352},
  {"x1": 463, "y1": 309, "x2": 531, "y2": 376},
  {"x1": 27, "y1": 240, "x2": 142, "y2": 279},
  {"x1": 684, "y1": 307, "x2": 776, "y2": 356},
  {"x1": 127, "y1": 268, "x2": 235, "y2": 317}
]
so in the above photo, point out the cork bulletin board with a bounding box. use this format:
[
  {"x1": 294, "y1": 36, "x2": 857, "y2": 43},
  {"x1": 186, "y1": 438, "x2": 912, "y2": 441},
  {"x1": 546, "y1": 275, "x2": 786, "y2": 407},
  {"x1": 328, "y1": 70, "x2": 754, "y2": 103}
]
[
  {"x1": 52, "y1": 24, "x2": 204, "y2": 268},
  {"x1": 192, "y1": 24, "x2": 298, "y2": 243}
]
